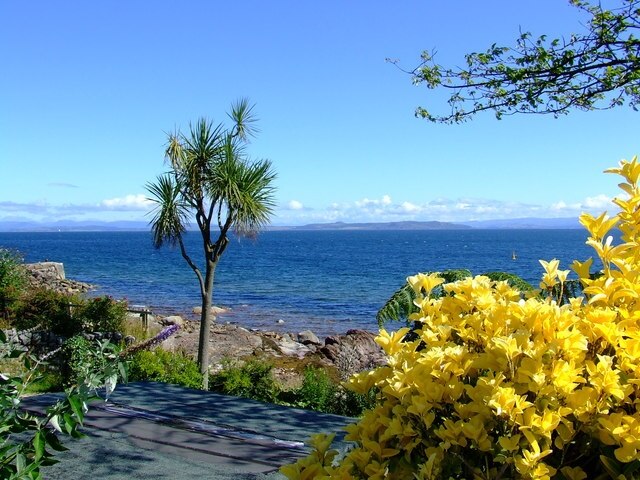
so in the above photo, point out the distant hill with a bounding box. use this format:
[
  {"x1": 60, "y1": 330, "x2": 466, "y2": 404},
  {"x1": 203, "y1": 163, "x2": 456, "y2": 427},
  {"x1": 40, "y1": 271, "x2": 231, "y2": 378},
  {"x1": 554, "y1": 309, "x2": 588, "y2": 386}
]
[
  {"x1": 460, "y1": 217, "x2": 581, "y2": 229},
  {"x1": 282, "y1": 221, "x2": 471, "y2": 231},
  {"x1": 0, "y1": 220, "x2": 149, "y2": 232},
  {"x1": 0, "y1": 217, "x2": 584, "y2": 232}
]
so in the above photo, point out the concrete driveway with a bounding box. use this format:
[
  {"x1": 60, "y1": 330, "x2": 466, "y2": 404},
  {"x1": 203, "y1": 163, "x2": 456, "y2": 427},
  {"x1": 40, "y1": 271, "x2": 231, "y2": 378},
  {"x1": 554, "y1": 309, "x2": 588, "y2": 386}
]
[{"x1": 21, "y1": 382, "x2": 355, "y2": 479}]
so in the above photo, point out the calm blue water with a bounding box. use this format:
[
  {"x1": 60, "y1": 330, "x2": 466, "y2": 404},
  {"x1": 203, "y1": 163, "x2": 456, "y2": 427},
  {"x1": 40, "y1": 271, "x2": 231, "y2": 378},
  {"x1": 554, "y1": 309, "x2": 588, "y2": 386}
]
[{"x1": 0, "y1": 229, "x2": 600, "y2": 337}]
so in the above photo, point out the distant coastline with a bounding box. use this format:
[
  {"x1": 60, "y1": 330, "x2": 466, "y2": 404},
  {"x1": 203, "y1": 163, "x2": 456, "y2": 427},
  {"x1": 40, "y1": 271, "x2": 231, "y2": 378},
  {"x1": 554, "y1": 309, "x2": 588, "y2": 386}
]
[
  {"x1": 0, "y1": 217, "x2": 582, "y2": 233},
  {"x1": 268, "y1": 220, "x2": 470, "y2": 231}
]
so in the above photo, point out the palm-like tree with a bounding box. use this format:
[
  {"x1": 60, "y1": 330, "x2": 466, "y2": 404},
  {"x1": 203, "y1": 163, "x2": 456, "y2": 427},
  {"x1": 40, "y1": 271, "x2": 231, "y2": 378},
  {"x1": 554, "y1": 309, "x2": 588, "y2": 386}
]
[{"x1": 146, "y1": 99, "x2": 276, "y2": 389}]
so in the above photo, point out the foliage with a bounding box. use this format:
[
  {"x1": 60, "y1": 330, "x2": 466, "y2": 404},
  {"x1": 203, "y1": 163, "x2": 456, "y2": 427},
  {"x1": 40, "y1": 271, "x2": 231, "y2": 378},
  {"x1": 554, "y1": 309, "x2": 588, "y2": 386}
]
[
  {"x1": 377, "y1": 269, "x2": 536, "y2": 326},
  {"x1": 128, "y1": 348, "x2": 202, "y2": 390},
  {"x1": 146, "y1": 99, "x2": 277, "y2": 389},
  {"x1": 72, "y1": 296, "x2": 127, "y2": 334},
  {"x1": 0, "y1": 249, "x2": 27, "y2": 320},
  {"x1": 282, "y1": 156, "x2": 640, "y2": 479},
  {"x1": 0, "y1": 330, "x2": 126, "y2": 479},
  {"x1": 285, "y1": 367, "x2": 339, "y2": 413},
  {"x1": 13, "y1": 292, "x2": 127, "y2": 338},
  {"x1": 13, "y1": 289, "x2": 81, "y2": 337},
  {"x1": 60, "y1": 336, "x2": 123, "y2": 387},
  {"x1": 209, "y1": 359, "x2": 279, "y2": 403},
  {"x1": 399, "y1": 0, "x2": 640, "y2": 123},
  {"x1": 376, "y1": 269, "x2": 472, "y2": 326}
]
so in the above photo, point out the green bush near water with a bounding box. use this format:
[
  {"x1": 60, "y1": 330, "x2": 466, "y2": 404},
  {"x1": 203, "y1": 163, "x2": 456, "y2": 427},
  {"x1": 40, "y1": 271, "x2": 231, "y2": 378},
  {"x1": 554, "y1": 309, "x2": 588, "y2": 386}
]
[
  {"x1": 209, "y1": 360, "x2": 378, "y2": 416},
  {"x1": 0, "y1": 248, "x2": 27, "y2": 321},
  {"x1": 14, "y1": 288, "x2": 82, "y2": 336},
  {"x1": 128, "y1": 349, "x2": 203, "y2": 389},
  {"x1": 74, "y1": 296, "x2": 127, "y2": 333},
  {"x1": 13, "y1": 289, "x2": 127, "y2": 337},
  {"x1": 209, "y1": 359, "x2": 279, "y2": 403},
  {"x1": 281, "y1": 366, "x2": 378, "y2": 416}
]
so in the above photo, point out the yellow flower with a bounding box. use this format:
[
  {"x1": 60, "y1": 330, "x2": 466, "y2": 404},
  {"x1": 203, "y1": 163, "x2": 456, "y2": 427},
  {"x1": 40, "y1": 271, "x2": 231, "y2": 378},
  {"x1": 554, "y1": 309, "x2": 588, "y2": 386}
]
[
  {"x1": 280, "y1": 157, "x2": 640, "y2": 480},
  {"x1": 604, "y1": 155, "x2": 640, "y2": 185},
  {"x1": 580, "y1": 211, "x2": 619, "y2": 240},
  {"x1": 571, "y1": 258, "x2": 593, "y2": 280},
  {"x1": 498, "y1": 434, "x2": 521, "y2": 452},
  {"x1": 407, "y1": 272, "x2": 445, "y2": 296},
  {"x1": 375, "y1": 327, "x2": 410, "y2": 356}
]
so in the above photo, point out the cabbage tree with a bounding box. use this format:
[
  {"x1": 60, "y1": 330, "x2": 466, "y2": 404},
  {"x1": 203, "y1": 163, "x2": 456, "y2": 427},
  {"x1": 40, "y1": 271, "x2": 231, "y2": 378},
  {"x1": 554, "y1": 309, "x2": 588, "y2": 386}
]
[{"x1": 146, "y1": 100, "x2": 276, "y2": 389}]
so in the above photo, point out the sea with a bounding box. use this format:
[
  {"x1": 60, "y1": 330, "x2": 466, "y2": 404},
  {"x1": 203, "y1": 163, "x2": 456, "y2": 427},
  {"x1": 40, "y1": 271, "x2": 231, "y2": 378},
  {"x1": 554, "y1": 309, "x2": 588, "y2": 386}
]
[{"x1": 0, "y1": 229, "x2": 603, "y2": 338}]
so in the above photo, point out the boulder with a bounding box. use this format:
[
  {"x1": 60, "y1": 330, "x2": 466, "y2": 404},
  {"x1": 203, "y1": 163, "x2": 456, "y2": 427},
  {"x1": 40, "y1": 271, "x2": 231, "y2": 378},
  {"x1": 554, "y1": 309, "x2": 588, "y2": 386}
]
[
  {"x1": 297, "y1": 330, "x2": 321, "y2": 345},
  {"x1": 161, "y1": 315, "x2": 185, "y2": 327},
  {"x1": 192, "y1": 306, "x2": 228, "y2": 316},
  {"x1": 276, "y1": 337, "x2": 311, "y2": 358},
  {"x1": 319, "y1": 329, "x2": 386, "y2": 377},
  {"x1": 25, "y1": 262, "x2": 92, "y2": 295}
]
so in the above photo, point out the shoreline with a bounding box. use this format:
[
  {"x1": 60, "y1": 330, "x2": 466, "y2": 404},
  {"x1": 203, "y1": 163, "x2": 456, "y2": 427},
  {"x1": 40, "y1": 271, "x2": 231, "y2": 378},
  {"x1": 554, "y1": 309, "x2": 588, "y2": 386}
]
[
  {"x1": 23, "y1": 260, "x2": 387, "y2": 380},
  {"x1": 150, "y1": 313, "x2": 386, "y2": 382}
]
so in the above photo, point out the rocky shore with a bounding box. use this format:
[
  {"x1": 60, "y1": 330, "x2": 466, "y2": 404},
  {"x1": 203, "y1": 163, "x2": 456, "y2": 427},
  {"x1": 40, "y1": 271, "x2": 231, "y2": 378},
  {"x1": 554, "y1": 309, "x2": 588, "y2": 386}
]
[
  {"x1": 24, "y1": 261, "x2": 387, "y2": 383},
  {"x1": 25, "y1": 262, "x2": 93, "y2": 295},
  {"x1": 155, "y1": 313, "x2": 386, "y2": 384}
]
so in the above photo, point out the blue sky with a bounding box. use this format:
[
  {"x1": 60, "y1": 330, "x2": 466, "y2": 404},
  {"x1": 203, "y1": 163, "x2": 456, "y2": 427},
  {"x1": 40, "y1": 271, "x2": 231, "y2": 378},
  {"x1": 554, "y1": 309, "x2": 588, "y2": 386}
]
[{"x1": 1, "y1": 1, "x2": 637, "y2": 226}]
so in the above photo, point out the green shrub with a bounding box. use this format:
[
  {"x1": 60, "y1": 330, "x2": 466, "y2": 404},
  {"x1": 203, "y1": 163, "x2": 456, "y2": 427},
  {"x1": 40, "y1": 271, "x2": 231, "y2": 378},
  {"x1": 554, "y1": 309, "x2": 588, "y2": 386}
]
[
  {"x1": 14, "y1": 289, "x2": 81, "y2": 337},
  {"x1": 290, "y1": 366, "x2": 338, "y2": 412},
  {"x1": 209, "y1": 359, "x2": 279, "y2": 403},
  {"x1": 14, "y1": 293, "x2": 127, "y2": 337},
  {"x1": 61, "y1": 335, "x2": 113, "y2": 386},
  {"x1": 0, "y1": 248, "x2": 27, "y2": 321},
  {"x1": 128, "y1": 349, "x2": 202, "y2": 390},
  {"x1": 74, "y1": 296, "x2": 127, "y2": 333},
  {"x1": 282, "y1": 366, "x2": 378, "y2": 416},
  {"x1": 1, "y1": 329, "x2": 127, "y2": 479}
]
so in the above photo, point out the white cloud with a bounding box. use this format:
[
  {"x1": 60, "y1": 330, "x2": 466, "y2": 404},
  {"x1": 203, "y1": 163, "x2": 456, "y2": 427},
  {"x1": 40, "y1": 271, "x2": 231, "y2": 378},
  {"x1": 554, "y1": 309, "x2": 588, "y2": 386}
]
[
  {"x1": 551, "y1": 194, "x2": 613, "y2": 213},
  {"x1": 355, "y1": 195, "x2": 393, "y2": 209},
  {"x1": 272, "y1": 192, "x2": 620, "y2": 225},
  {"x1": 100, "y1": 194, "x2": 153, "y2": 210},
  {"x1": 0, "y1": 193, "x2": 155, "y2": 222},
  {"x1": 400, "y1": 201, "x2": 421, "y2": 213},
  {"x1": 583, "y1": 194, "x2": 612, "y2": 209},
  {"x1": 287, "y1": 200, "x2": 304, "y2": 210}
]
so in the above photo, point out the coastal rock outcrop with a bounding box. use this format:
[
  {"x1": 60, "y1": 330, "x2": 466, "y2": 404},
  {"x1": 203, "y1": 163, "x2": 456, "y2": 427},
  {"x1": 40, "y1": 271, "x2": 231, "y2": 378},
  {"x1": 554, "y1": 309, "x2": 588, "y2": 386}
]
[
  {"x1": 25, "y1": 262, "x2": 92, "y2": 295},
  {"x1": 163, "y1": 316, "x2": 387, "y2": 378},
  {"x1": 319, "y1": 329, "x2": 386, "y2": 376}
]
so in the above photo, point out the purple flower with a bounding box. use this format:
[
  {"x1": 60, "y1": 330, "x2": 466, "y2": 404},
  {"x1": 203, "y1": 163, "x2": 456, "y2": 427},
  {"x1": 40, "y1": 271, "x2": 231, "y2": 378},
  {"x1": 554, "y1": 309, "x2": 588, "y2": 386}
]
[{"x1": 121, "y1": 324, "x2": 180, "y2": 356}]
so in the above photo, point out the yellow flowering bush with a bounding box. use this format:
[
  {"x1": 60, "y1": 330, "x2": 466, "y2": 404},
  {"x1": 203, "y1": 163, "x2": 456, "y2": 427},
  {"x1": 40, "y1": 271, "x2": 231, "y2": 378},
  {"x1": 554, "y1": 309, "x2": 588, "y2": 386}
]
[{"x1": 281, "y1": 157, "x2": 640, "y2": 480}]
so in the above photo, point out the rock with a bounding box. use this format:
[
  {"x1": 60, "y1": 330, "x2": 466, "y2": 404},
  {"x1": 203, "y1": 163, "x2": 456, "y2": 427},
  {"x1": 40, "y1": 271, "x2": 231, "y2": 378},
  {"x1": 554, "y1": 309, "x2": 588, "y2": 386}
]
[
  {"x1": 297, "y1": 330, "x2": 321, "y2": 345},
  {"x1": 324, "y1": 335, "x2": 340, "y2": 346},
  {"x1": 161, "y1": 315, "x2": 185, "y2": 327},
  {"x1": 319, "y1": 329, "x2": 386, "y2": 378},
  {"x1": 25, "y1": 262, "x2": 93, "y2": 295},
  {"x1": 192, "y1": 306, "x2": 228, "y2": 316},
  {"x1": 276, "y1": 337, "x2": 311, "y2": 358}
]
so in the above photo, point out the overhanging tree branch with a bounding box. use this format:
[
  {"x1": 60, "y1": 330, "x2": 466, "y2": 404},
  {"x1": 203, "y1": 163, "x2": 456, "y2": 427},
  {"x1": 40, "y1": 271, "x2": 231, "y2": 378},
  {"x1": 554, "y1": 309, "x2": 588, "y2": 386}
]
[{"x1": 398, "y1": 0, "x2": 640, "y2": 123}]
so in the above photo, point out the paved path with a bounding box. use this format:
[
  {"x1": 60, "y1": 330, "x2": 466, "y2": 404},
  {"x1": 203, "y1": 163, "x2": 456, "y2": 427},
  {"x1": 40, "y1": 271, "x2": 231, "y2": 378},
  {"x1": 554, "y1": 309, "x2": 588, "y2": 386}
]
[{"x1": 21, "y1": 382, "x2": 355, "y2": 479}]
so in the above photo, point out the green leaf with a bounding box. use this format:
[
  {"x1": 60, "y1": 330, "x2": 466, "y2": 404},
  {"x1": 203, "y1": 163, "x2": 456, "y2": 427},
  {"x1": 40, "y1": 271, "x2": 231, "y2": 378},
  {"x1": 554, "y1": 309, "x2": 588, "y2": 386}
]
[
  {"x1": 67, "y1": 395, "x2": 84, "y2": 424},
  {"x1": 16, "y1": 452, "x2": 26, "y2": 472},
  {"x1": 600, "y1": 455, "x2": 622, "y2": 477},
  {"x1": 118, "y1": 361, "x2": 128, "y2": 383},
  {"x1": 62, "y1": 413, "x2": 75, "y2": 434},
  {"x1": 32, "y1": 431, "x2": 45, "y2": 460},
  {"x1": 43, "y1": 431, "x2": 68, "y2": 452}
]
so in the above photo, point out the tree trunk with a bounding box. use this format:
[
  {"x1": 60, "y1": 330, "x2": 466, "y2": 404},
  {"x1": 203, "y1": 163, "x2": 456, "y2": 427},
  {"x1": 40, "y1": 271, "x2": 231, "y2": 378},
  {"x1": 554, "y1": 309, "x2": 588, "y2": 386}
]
[{"x1": 197, "y1": 261, "x2": 216, "y2": 390}]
